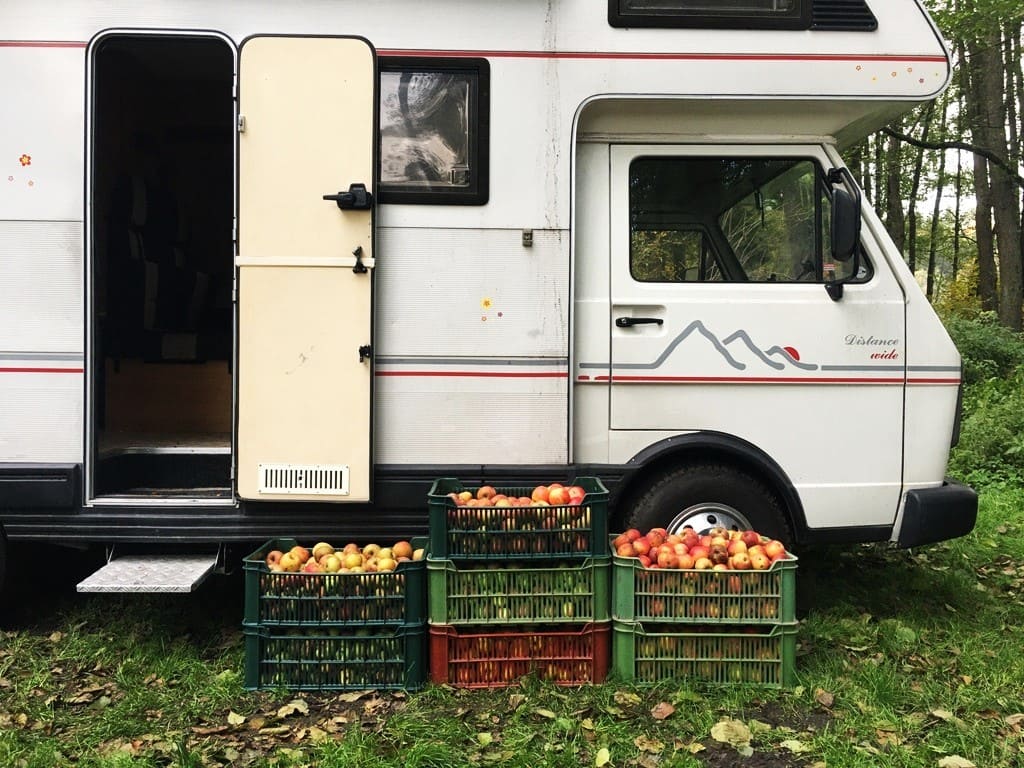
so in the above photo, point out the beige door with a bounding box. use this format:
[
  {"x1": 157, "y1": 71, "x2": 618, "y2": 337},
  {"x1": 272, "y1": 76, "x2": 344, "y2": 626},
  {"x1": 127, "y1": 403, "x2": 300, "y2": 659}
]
[{"x1": 236, "y1": 36, "x2": 375, "y2": 502}]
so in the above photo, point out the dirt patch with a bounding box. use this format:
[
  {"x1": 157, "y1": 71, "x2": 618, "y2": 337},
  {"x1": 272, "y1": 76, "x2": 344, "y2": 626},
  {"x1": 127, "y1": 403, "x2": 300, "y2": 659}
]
[{"x1": 697, "y1": 740, "x2": 811, "y2": 768}]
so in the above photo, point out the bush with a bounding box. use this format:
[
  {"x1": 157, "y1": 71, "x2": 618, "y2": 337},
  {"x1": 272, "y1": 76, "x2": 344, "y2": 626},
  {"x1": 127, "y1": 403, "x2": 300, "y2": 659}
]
[
  {"x1": 948, "y1": 365, "x2": 1024, "y2": 488},
  {"x1": 941, "y1": 311, "x2": 1024, "y2": 384}
]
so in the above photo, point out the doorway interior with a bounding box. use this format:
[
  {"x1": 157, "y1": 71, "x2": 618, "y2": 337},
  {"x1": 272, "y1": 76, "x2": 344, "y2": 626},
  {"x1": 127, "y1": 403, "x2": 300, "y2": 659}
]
[{"x1": 90, "y1": 33, "x2": 234, "y2": 500}]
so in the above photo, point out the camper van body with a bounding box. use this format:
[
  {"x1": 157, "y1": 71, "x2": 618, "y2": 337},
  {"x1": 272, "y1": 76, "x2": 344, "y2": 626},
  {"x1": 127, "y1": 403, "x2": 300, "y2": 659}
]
[{"x1": 0, "y1": 0, "x2": 976, "y2": 590}]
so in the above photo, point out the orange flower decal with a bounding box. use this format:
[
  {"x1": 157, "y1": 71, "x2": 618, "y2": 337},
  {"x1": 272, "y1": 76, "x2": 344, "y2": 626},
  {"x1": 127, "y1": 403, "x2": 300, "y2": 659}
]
[{"x1": 19, "y1": 154, "x2": 31, "y2": 166}]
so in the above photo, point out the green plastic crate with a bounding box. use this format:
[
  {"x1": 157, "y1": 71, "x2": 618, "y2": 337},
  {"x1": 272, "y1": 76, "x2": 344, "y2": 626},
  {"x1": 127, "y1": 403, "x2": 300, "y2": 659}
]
[
  {"x1": 427, "y1": 477, "x2": 609, "y2": 561},
  {"x1": 612, "y1": 551, "x2": 797, "y2": 624},
  {"x1": 244, "y1": 623, "x2": 425, "y2": 691},
  {"x1": 429, "y1": 622, "x2": 611, "y2": 688},
  {"x1": 243, "y1": 538, "x2": 426, "y2": 627},
  {"x1": 612, "y1": 621, "x2": 797, "y2": 686},
  {"x1": 427, "y1": 557, "x2": 610, "y2": 624}
]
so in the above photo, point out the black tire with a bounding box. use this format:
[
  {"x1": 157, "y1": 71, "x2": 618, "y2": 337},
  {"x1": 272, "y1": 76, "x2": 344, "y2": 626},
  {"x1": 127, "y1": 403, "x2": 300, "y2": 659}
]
[{"x1": 627, "y1": 463, "x2": 793, "y2": 547}]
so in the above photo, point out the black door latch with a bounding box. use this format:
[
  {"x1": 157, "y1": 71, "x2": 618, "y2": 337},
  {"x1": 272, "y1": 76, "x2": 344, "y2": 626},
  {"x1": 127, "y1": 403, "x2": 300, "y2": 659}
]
[
  {"x1": 359, "y1": 345, "x2": 372, "y2": 363},
  {"x1": 323, "y1": 183, "x2": 373, "y2": 210}
]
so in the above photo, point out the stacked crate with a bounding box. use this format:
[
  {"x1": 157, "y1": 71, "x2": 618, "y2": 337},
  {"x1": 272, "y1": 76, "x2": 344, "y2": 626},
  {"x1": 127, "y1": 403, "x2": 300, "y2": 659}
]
[
  {"x1": 611, "y1": 549, "x2": 798, "y2": 686},
  {"x1": 426, "y1": 478, "x2": 611, "y2": 688},
  {"x1": 242, "y1": 537, "x2": 427, "y2": 691}
]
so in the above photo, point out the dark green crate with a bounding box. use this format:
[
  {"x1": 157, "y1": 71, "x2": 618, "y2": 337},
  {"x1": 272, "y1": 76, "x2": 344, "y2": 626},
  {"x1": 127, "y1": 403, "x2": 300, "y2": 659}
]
[
  {"x1": 427, "y1": 477, "x2": 608, "y2": 561},
  {"x1": 612, "y1": 621, "x2": 797, "y2": 686},
  {"x1": 243, "y1": 538, "x2": 426, "y2": 627},
  {"x1": 612, "y1": 552, "x2": 797, "y2": 624},
  {"x1": 244, "y1": 623, "x2": 426, "y2": 691},
  {"x1": 427, "y1": 557, "x2": 610, "y2": 624}
]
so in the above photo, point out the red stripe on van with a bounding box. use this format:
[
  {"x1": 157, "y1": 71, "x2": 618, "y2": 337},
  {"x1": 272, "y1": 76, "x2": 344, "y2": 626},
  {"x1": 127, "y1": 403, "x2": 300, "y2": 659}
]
[{"x1": 0, "y1": 367, "x2": 84, "y2": 373}]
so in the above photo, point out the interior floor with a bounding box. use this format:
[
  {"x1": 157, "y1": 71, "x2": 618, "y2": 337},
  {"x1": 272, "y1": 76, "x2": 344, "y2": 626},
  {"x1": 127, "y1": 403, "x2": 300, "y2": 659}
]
[{"x1": 91, "y1": 34, "x2": 234, "y2": 498}]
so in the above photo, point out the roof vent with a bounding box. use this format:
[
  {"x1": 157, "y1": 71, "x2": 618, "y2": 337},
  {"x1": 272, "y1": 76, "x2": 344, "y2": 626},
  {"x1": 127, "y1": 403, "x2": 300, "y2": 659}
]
[{"x1": 812, "y1": 0, "x2": 877, "y2": 31}]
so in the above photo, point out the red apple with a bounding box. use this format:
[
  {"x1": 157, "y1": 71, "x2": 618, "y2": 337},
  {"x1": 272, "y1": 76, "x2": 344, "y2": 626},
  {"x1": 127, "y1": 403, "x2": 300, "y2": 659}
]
[
  {"x1": 547, "y1": 486, "x2": 570, "y2": 506},
  {"x1": 726, "y1": 539, "x2": 748, "y2": 556},
  {"x1": 693, "y1": 557, "x2": 713, "y2": 570},
  {"x1": 729, "y1": 552, "x2": 751, "y2": 570},
  {"x1": 616, "y1": 542, "x2": 635, "y2": 557},
  {"x1": 624, "y1": 528, "x2": 642, "y2": 542},
  {"x1": 531, "y1": 485, "x2": 550, "y2": 503},
  {"x1": 676, "y1": 553, "x2": 695, "y2": 569},
  {"x1": 265, "y1": 550, "x2": 284, "y2": 569},
  {"x1": 631, "y1": 537, "x2": 652, "y2": 556},
  {"x1": 689, "y1": 544, "x2": 710, "y2": 561},
  {"x1": 740, "y1": 530, "x2": 762, "y2": 547},
  {"x1": 567, "y1": 485, "x2": 586, "y2": 502},
  {"x1": 764, "y1": 539, "x2": 787, "y2": 560}
]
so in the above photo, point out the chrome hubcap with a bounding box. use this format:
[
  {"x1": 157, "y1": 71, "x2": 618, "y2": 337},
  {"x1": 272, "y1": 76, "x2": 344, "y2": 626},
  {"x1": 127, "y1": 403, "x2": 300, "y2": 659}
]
[{"x1": 666, "y1": 502, "x2": 752, "y2": 534}]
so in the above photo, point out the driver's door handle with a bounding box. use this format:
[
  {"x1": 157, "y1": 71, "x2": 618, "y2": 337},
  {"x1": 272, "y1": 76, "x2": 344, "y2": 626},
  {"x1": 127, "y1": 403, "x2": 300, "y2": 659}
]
[{"x1": 616, "y1": 317, "x2": 664, "y2": 328}]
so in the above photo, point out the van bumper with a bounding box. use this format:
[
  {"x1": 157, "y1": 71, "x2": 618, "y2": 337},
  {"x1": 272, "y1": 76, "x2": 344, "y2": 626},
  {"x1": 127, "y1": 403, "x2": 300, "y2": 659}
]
[{"x1": 896, "y1": 480, "x2": 978, "y2": 548}]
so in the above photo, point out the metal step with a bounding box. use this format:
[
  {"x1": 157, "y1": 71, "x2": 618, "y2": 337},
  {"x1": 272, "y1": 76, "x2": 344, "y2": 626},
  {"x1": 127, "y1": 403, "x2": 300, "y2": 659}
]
[{"x1": 76, "y1": 553, "x2": 219, "y2": 593}]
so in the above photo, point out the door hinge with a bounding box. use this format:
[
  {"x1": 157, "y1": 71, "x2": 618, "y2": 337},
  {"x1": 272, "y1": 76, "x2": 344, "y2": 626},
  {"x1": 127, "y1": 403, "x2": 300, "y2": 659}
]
[{"x1": 237, "y1": 114, "x2": 246, "y2": 133}]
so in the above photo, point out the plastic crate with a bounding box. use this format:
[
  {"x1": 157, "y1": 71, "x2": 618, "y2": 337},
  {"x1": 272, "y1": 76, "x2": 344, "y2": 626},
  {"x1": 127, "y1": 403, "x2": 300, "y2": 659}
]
[
  {"x1": 244, "y1": 623, "x2": 426, "y2": 691},
  {"x1": 612, "y1": 621, "x2": 797, "y2": 686},
  {"x1": 612, "y1": 552, "x2": 796, "y2": 624},
  {"x1": 243, "y1": 538, "x2": 426, "y2": 627},
  {"x1": 429, "y1": 623, "x2": 611, "y2": 688},
  {"x1": 427, "y1": 477, "x2": 609, "y2": 561},
  {"x1": 427, "y1": 557, "x2": 610, "y2": 624}
]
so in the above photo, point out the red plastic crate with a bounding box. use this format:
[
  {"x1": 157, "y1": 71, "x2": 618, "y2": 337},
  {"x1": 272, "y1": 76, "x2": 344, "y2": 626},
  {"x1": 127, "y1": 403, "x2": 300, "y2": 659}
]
[{"x1": 429, "y1": 623, "x2": 610, "y2": 688}]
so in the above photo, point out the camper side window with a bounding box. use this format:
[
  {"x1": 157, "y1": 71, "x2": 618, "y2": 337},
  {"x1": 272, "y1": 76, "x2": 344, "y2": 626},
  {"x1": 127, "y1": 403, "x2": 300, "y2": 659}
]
[
  {"x1": 629, "y1": 155, "x2": 868, "y2": 284},
  {"x1": 378, "y1": 57, "x2": 490, "y2": 205}
]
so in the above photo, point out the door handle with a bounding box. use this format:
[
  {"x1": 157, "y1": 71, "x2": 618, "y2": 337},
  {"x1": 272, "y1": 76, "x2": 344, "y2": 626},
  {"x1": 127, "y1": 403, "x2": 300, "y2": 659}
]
[
  {"x1": 616, "y1": 317, "x2": 664, "y2": 328},
  {"x1": 323, "y1": 183, "x2": 373, "y2": 210}
]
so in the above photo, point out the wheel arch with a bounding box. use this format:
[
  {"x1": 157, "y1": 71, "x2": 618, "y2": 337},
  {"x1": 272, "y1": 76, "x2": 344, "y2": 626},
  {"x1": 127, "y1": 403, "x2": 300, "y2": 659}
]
[{"x1": 614, "y1": 431, "x2": 807, "y2": 539}]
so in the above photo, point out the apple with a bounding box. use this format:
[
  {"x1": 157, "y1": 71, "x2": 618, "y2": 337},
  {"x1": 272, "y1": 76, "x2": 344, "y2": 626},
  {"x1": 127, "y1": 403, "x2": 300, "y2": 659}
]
[
  {"x1": 531, "y1": 485, "x2": 550, "y2": 503},
  {"x1": 693, "y1": 557, "x2": 713, "y2": 570},
  {"x1": 392, "y1": 540, "x2": 413, "y2": 560},
  {"x1": 342, "y1": 552, "x2": 364, "y2": 570},
  {"x1": 289, "y1": 545, "x2": 311, "y2": 565},
  {"x1": 301, "y1": 559, "x2": 323, "y2": 574},
  {"x1": 676, "y1": 553, "x2": 695, "y2": 569},
  {"x1": 624, "y1": 528, "x2": 642, "y2": 542},
  {"x1": 312, "y1": 542, "x2": 335, "y2": 562},
  {"x1": 547, "y1": 486, "x2": 570, "y2": 505},
  {"x1": 740, "y1": 530, "x2": 762, "y2": 547},
  {"x1": 613, "y1": 532, "x2": 631, "y2": 549},
  {"x1": 477, "y1": 485, "x2": 497, "y2": 501},
  {"x1": 279, "y1": 551, "x2": 301, "y2": 572},
  {"x1": 750, "y1": 552, "x2": 771, "y2": 570},
  {"x1": 764, "y1": 539, "x2": 787, "y2": 560},
  {"x1": 689, "y1": 544, "x2": 710, "y2": 561},
  {"x1": 377, "y1": 557, "x2": 398, "y2": 572},
  {"x1": 726, "y1": 539, "x2": 747, "y2": 556},
  {"x1": 362, "y1": 543, "x2": 381, "y2": 558},
  {"x1": 412, "y1": 548, "x2": 426, "y2": 561},
  {"x1": 567, "y1": 485, "x2": 586, "y2": 502},
  {"x1": 616, "y1": 542, "x2": 635, "y2": 557},
  {"x1": 457, "y1": 490, "x2": 474, "y2": 504},
  {"x1": 321, "y1": 554, "x2": 343, "y2": 573},
  {"x1": 631, "y1": 536, "x2": 652, "y2": 556},
  {"x1": 729, "y1": 552, "x2": 752, "y2": 570},
  {"x1": 265, "y1": 549, "x2": 284, "y2": 569}
]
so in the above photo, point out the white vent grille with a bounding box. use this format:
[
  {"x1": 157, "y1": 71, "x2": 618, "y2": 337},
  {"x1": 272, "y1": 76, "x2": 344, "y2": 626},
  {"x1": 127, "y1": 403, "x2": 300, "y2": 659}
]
[{"x1": 258, "y1": 463, "x2": 350, "y2": 495}]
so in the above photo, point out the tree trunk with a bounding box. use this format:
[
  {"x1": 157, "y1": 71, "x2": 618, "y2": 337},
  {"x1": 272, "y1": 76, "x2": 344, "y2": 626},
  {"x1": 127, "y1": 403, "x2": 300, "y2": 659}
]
[
  {"x1": 927, "y1": 100, "x2": 949, "y2": 301},
  {"x1": 906, "y1": 102, "x2": 935, "y2": 275},
  {"x1": 884, "y1": 133, "x2": 906, "y2": 254}
]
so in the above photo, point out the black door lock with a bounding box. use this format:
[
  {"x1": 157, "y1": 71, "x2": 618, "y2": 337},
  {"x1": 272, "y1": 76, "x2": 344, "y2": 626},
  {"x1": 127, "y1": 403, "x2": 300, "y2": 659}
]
[
  {"x1": 323, "y1": 183, "x2": 373, "y2": 210},
  {"x1": 359, "y1": 345, "x2": 372, "y2": 363}
]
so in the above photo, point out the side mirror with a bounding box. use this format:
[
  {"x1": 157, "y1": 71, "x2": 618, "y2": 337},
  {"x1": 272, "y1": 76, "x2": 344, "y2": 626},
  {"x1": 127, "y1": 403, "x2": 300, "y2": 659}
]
[
  {"x1": 830, "y1": 187, "x2": 858, "y2": 262},
  {"x1": 825, "y1": 168, "x2": 862, "y2": 301}
]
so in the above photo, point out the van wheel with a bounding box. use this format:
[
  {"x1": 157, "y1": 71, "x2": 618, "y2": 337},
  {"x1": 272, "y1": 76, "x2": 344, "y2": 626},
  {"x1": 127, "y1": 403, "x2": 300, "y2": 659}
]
[{"x1": 627, "y1": 464, "x2": 793, "y2": 547}]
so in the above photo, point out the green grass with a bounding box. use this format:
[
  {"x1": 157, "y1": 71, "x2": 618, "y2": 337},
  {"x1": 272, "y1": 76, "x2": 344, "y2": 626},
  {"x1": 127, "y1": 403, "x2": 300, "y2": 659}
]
[{"x1": 2, "y1": 488, "x2": 1023, "y2": 767}]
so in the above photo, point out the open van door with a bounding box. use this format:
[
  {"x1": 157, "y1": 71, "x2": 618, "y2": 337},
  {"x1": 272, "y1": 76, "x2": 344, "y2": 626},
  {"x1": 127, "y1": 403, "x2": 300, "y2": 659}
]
[{"x1": 236, "y1": 36, "x2": 376, "y2": 502}]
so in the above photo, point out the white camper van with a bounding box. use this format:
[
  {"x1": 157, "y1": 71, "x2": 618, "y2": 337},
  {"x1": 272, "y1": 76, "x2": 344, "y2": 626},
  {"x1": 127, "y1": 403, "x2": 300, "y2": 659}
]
[{"x1": 0, "y1": 0, "x2": 976, "y2": 592}]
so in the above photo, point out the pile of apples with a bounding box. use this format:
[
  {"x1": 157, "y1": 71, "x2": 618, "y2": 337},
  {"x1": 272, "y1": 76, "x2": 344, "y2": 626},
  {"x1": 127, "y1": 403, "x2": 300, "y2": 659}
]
[
  {"x1": 265, "y1": 540, "x2": 425, "y2": 574},
  {"x1": 446, "y1": 482, "x2": 588, "y2": 508},
  {"x1": 613, "y1": 526, "x2": 790, "y2": 570}
]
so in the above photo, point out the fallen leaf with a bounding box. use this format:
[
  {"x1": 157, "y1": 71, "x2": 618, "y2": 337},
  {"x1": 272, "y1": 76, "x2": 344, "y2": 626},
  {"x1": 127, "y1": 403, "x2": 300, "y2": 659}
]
[
  {"x1": 581, "y1": 718, "x2": 595, "y2": 730},
  {"x1": 814, "y1": 688, "x2": 835, "y2": 708},
  {"x1": 614, "y1": 691, "x2": 642, "y2": 706},
  {"x1": 48, "y1": 632, "x2": 64, "y2": 642},
  {"x1": 508, "y1": 694, "x2": 526, "y2": 709},
  {"x1": 937, "y1": 757, "x2": 976, "y2": 768},
  {"x1": 780, "y1": 739, "x2": 811, "y2": 754},
  {"x1": 634, "y1": 735, "x2": 664, "y2": 753},
  {"x1": 258, "y1": 726, "x2": 290, "y2": 735},
  {"x1": 477, "y1": 732, "x2": 494, "y2": 746},
  {"x1": 710, "y1": 718, "x2": 752, "y2": 749},
  {"x1": 1006, "y1": 713, "x2": 1024, "y2": 726},
  {"x1": 307, "y1": 726, "x2": 328, "y2": 742},
  {"x1": 748, "y1": 720, "x2": 772, "y2": 735},
  {"x1": 686, "y1": 742, "x2": 706, "y2": 754},
  {"x1": 650, "y1": 701, "x2": 675, "y2": 720},
  {"x1": 190, "y1": 724, "x2": 228, "y2": 735},
  {"x1": 336, "y1": 690, "x2": 371, "y2": 703},
  {"x1": 595, "y1": 746, "x2": 611, "y2": 766},
  {"x1": 535, "y1": 708, "x2": 557, "y2": 719},
  {"x1": 277, "y1": 699, "x2": 309, "y2": 718},
  {"x1": 227, "y1": 711, "x2": 245, "y2": 726},
  {"x1": 959, "y1": 675, "x2": 973, "y2": 685}
]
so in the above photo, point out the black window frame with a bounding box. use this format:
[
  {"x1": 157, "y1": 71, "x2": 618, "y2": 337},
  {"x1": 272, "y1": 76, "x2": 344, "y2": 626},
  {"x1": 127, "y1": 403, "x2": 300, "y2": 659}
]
[
  {"x1": 609, "y1": 0, "x2": 812, "y2": 30},
  {"x1": 377, "y1": 56, "x2": 490, "y2": 206}
]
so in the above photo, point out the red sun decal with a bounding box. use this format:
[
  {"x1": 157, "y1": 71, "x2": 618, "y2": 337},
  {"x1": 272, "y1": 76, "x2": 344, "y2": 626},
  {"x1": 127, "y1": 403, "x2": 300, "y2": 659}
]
[{"x1": 782, "y1": 346, "x2": 800, "y2": 361}]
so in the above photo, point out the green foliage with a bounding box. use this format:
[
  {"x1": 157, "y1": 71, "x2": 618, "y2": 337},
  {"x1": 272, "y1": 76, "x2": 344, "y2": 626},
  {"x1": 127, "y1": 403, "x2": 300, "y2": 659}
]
[
  {"x1": 942, "y1": 310, "x2": 1024, "y2": 383},
  {"x1": 941, "y1": 311, "x2": 1024, "y2": 486}
]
